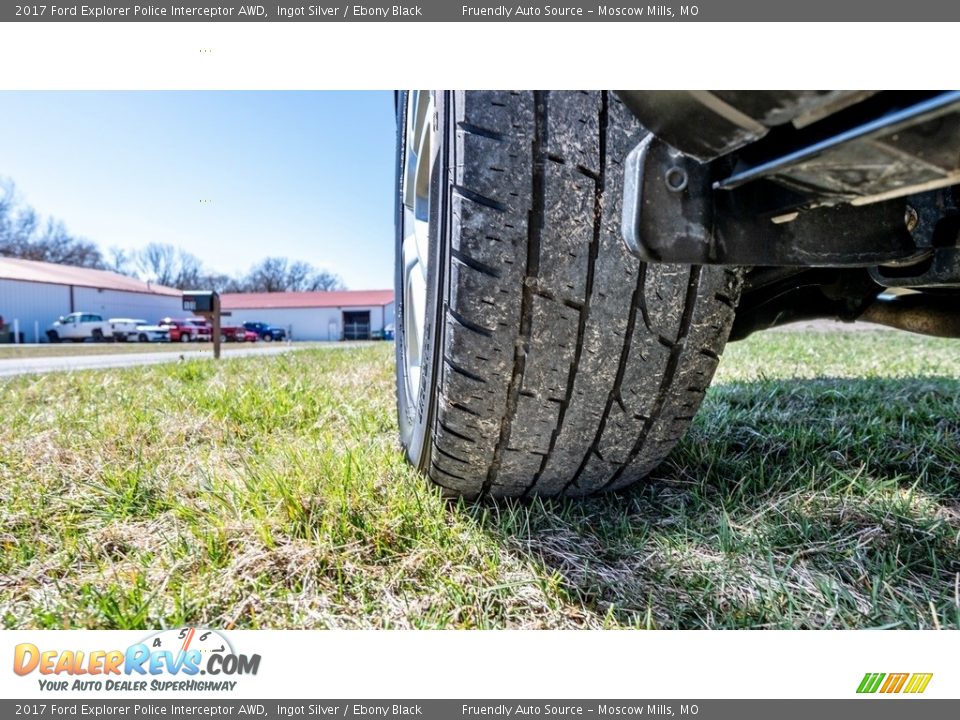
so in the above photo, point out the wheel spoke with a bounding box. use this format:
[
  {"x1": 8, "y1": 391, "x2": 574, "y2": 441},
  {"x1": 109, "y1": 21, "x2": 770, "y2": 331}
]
[
  {"x1": 402, "y1": 225, "x2": 426, "y2": 283},
  {"x1": 400, "y1": 91, "x2": 436, "y2": 404}
]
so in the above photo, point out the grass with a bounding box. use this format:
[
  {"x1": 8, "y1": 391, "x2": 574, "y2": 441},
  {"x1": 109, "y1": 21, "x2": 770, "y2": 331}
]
[{"x1": 0, "y1": 331, "x2": 958, "y2": 629}]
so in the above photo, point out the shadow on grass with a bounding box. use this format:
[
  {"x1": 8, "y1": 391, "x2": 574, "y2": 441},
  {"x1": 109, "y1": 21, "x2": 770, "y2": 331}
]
[{"x1": 469, "y1": 376, "x2": 960, "y2": 629}]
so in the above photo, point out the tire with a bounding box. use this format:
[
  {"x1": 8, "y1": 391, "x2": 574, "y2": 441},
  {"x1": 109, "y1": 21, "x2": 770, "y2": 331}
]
[
  {"x1": 46, "y1": 330, "x2": 60, "y2": 343},
  {"x1": 263, "y1": 334, "x2": 273, "y2": 342},
  {"x1": 180, "y1": 333, "x2": 190, "y2": 343},
  {"x1": 220, "y1": 333, "x2": 228, "y2": 343},
  {"x1": 395, "y1": 91, "x2": 742, "y2": 498},
  {"x1": 91, "y1": 329, "x2": 104, "y2": 342},
  {"x1": 139, "y1": 333, "x2": 148, "y2": 342}
]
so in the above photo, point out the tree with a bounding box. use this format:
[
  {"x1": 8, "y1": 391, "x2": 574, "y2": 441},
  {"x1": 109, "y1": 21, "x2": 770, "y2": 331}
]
[
  {"x1": 36, "y1": 219, "x2": 104, "y2": 267},
  {"x1": 0, "y1": 179, "x2": 105, "y2": 269},
  {"x1": 206, "y1": 272, "x2": 244, "y2": 294},
  {"x1": 135, "y1": 242, "x2": 178, "y2": 286},
  {"x1": 2, "y1": 179, "x2": 346, "y2": 293},
  {"x1": 172, "y1": 248, "x2": 206, "y2": 289},
  {"x1": 306, "y1": 268, "x2": 344, "y2": 291},
  {"x1": 134, "y1": 242, "x2": 216, "y2": 289},
  {"x1": 106, "y1": 246, "x2": 135, "y2": 276},
  {"x1": 243, "y1": 256, "x2": 287, "y2": 292},
  {"x1": 242, "y1": 256, "x2": 345, "y2": 292}
]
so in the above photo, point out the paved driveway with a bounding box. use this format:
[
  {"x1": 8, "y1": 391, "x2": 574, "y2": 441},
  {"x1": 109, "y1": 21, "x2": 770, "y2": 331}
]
[{"x1": 0, "y1": 345, "x2": 302, "y2": 378}]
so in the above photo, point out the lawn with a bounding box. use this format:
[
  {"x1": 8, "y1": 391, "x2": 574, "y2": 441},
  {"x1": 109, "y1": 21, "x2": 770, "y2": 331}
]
[{"x1": 1, "y1": 331, "x2": 958, "y2": 629}]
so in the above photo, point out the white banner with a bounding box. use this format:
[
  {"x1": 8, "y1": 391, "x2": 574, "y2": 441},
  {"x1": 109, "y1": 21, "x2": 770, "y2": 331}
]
[{"x1": 1, "y1": 630, "x2": 952, "y2": 699}]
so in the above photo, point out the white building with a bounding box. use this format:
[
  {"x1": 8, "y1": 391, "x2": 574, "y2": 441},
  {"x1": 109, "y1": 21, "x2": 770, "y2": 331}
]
[
  {"x1": 220, "y1": 290, "x2": 395, "y2": 341},
  {"x1": 0, "y1": 257, "x2": 182, "y2": 342}
]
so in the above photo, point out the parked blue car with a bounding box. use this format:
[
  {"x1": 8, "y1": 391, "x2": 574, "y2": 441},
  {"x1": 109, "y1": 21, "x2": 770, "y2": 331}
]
[{"x1": 242, "y1": 321, "x2": 287, "y2": 342}]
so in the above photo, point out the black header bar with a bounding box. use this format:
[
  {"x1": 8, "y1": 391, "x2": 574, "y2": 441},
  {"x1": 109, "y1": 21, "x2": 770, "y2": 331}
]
[{"x1": 4, "y1": 0, "x2": 959, "y2": 22}]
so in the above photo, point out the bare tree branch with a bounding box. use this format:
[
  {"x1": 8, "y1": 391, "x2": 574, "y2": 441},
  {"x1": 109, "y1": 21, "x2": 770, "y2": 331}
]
[
  {"x1": 242, "y1": 256, "x2": 345, "y2": 292},
  {"x1": 0, "y1": 179, "x2": 105, "y2": 269}
]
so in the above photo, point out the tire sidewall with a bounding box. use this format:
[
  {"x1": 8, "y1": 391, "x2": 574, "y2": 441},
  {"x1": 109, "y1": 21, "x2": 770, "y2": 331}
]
[{"x1": 395, "y1": 90, "x2": 452, "y2": 472}]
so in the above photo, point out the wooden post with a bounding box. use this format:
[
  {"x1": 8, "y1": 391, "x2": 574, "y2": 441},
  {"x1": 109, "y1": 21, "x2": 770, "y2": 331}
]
[{"x1": 212, "y1": 293, "x2": 221, "y2": 360}]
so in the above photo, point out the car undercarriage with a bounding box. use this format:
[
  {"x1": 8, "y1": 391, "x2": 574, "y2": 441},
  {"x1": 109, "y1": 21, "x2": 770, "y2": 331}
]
[{"x1": 617, "y1": 90, "x2": 960, "y2": 341}]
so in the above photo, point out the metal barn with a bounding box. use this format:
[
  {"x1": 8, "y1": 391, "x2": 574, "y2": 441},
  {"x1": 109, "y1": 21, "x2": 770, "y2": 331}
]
[
  {"x1": 0, "y1": 257, "x2": 182, "y2": 342},
  {"x1": 220, "y1": 290, "x2": 395, "y2": 341}
]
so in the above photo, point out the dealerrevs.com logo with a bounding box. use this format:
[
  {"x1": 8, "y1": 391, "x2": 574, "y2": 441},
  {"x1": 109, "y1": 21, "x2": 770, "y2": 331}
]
[
  {"x1": 857, "y1": 673, "x2": 933, "y2": 694},
  {"x1": 13, "y1": 628, "x2": 261, "y2": 693}
]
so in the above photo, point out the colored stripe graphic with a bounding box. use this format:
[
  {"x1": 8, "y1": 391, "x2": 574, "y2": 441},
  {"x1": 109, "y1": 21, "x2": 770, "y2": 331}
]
[
  {"x1": 857, "y1": 673, "x2": 885, "y2": 693},
  {"x1": 857, "y1": 672, "x2": 932, "y2": 694},
  {"x1": 904, "y1": 673, "x2": 933, "y2": 694},
  {"x1": 881, "y1": 673, "x2": 909, "y2": 693}
]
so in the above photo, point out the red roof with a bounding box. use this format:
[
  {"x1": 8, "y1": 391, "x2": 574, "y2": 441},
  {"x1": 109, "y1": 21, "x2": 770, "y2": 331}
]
[
  {"x1": 0, "y1": 257, "x2": 181, "y2": 296},
  {"x1": 221, "y1": 290, "x2": 395, "y2": 310}
]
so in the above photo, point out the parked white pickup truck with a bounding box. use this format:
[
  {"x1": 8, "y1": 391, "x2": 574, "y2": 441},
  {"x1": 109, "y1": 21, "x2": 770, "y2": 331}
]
[{"x1": 46, "y1": 312, "x2": 113, "y2": 343}]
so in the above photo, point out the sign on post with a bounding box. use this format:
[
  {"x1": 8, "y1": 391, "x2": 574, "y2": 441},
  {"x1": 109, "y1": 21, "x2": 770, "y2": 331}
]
[
  {"x1": 183, "y1": 291, "x2": 217, "y2": 314},
  {"x1": 182, "y1": 290, "x2": 222, "y2": 359}
]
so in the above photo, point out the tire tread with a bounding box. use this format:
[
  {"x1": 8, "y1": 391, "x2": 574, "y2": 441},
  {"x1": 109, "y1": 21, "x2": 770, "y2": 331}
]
[{"x1": 423, "y1": 91, "x2": 741, "y2": 498}]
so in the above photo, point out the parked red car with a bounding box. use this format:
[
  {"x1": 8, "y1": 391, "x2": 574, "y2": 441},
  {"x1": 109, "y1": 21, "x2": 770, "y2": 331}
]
[
  {"x1": 219, "y1": 325, "x2": 258, "y2": 342},
  {"x1": 187, "y1": 318, "x2": 214, "y2": 342},
  {"x1": 160, "y1": 318, "x2": 212, "y2": 343}
]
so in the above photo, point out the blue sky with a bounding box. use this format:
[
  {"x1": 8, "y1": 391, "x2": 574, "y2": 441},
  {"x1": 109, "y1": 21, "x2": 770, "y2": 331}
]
[{"x1": 0, "y1": 91, "x2": 396, "y2": 290}]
